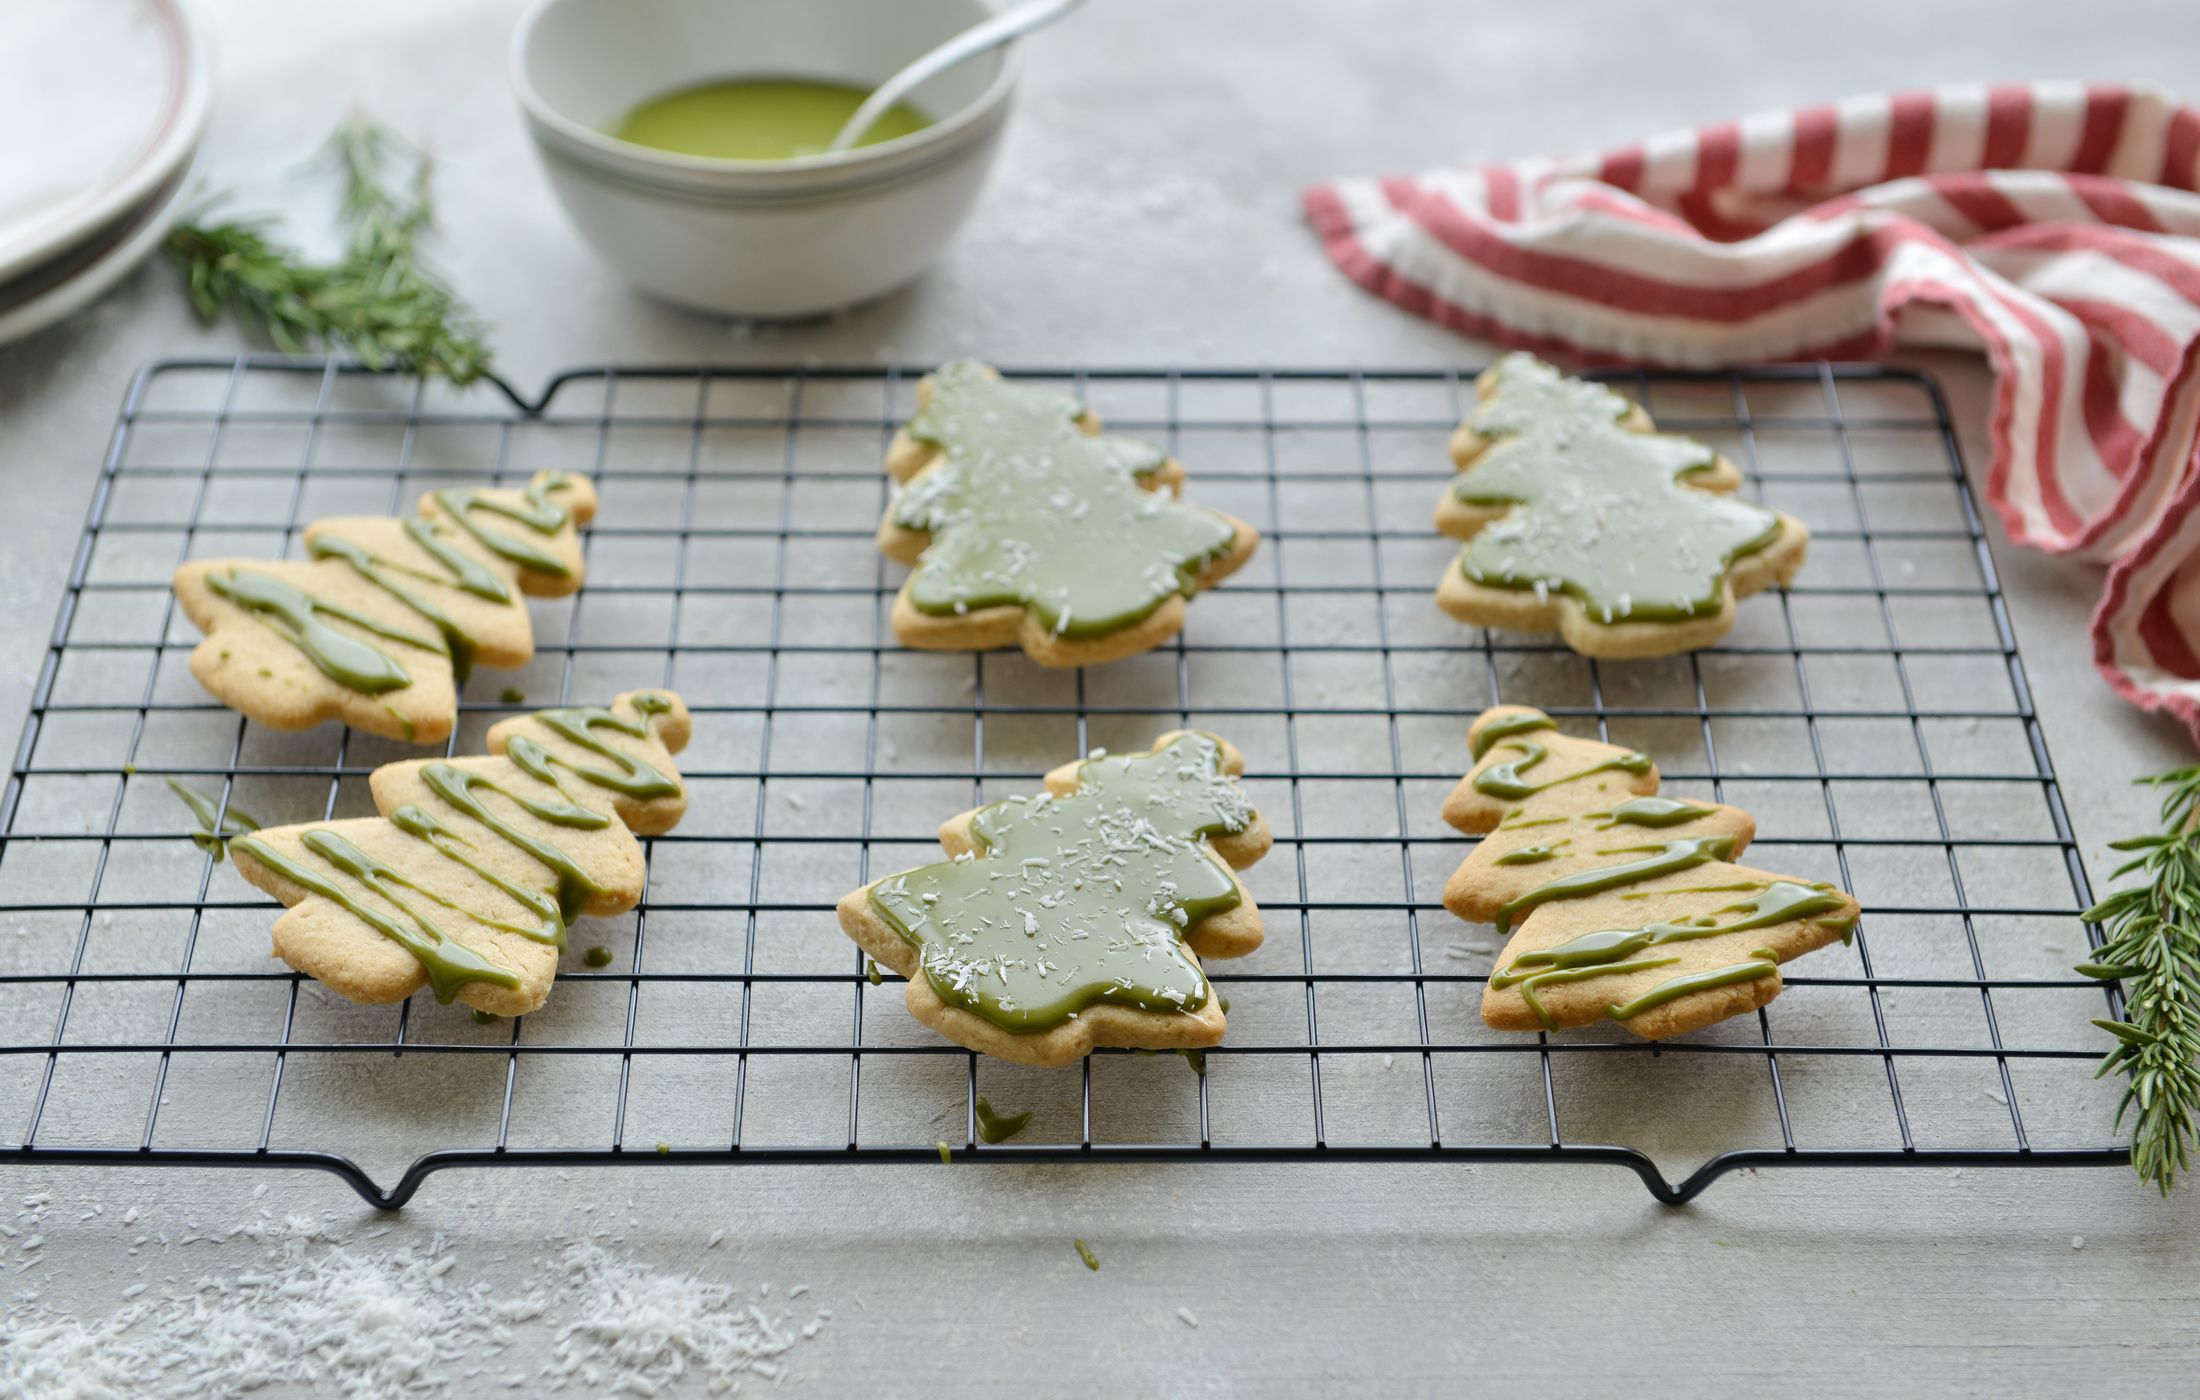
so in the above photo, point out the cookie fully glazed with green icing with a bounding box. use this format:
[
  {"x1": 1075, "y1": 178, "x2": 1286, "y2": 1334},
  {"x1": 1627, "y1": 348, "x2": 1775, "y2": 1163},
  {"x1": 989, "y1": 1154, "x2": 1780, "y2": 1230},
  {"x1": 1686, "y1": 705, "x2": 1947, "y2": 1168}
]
[
  {"x1": 1433, "y1": 355, "x2": 1810, "y2": 659},
  {"x1": 878, "y1": 362, "x2": 1260, "y2": 667},
  {"x1": 172, "y1": 470, "x2": 597, "y2": 745},
  {"x1": 1441, "y1": 705, "x2": 1857, "y2": 1040},
  {"x1": 836, "y1": 730, "x2": 1273, "y2": 1067},
  {"x1": 227, "y1": 690, "x2": 690, "y2": 1017}
]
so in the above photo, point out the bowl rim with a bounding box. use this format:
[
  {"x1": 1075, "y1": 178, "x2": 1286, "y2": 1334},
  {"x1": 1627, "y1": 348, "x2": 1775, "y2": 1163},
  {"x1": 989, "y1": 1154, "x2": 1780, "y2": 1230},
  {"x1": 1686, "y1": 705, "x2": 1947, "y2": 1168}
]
[{"x1": 509, "y1": 0, "x2": 1021, "y2": 185}]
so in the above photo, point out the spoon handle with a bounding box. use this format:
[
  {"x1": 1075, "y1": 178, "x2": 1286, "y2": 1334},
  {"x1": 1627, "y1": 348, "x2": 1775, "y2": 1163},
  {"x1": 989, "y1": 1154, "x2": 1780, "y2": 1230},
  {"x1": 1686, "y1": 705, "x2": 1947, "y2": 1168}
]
[{"x1": 827, "y1": 0, "x2": 1088, "y2": 154}]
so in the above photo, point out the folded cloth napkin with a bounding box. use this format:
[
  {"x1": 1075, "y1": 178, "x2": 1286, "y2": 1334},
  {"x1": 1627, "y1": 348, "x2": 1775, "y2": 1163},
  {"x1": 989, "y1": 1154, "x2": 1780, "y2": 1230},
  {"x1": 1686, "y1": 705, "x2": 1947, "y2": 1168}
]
[{"x1": 1306, "y1": 83, "x2": 2200, "y2": 740}]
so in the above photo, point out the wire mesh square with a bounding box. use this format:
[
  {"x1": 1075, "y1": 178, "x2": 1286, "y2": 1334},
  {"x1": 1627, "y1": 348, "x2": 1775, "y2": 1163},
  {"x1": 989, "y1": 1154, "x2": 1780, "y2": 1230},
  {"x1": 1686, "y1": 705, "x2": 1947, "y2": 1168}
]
[{"x1": 0, "y1": 356, "x2": 2129, "y2": 1207}]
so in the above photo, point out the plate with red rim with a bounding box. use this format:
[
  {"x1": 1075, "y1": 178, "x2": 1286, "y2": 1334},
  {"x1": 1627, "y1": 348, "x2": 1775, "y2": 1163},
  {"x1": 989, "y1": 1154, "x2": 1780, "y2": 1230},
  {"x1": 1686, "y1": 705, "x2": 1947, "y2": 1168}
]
[{"x1": 0, "y1": 0, "x2": 211, "y2": 285}]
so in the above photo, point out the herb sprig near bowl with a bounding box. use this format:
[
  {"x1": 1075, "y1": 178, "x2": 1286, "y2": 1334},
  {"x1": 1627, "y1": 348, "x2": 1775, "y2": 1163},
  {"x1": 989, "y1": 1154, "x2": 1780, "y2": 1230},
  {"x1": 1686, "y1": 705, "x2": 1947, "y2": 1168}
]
[
  {"x1": 2078, "y1": 764, "x2": 2200, "y2": 1195},
  {"x1": 164, "y1": 116, "x2": 494, "y2": 386}
]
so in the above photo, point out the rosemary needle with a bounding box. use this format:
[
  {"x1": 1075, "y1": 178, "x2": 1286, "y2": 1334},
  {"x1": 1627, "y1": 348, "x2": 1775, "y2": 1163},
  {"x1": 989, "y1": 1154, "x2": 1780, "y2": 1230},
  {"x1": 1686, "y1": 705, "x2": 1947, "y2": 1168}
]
[
  {"x1": 164, "y1": 115, "x2": 494, "y2": 386},
  {"x1": 2078, "y1": 764, "x2": 2200, "y2": 1195}
]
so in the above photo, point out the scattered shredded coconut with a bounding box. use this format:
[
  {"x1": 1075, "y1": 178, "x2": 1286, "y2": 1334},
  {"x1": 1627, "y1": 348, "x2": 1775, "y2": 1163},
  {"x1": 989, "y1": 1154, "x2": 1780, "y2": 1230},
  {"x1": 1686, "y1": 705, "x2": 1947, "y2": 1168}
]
[
  {"x1": 0, "y1": 1217, "x2": 825, "y2": 1398},
  {"x1": 1176, "y1": 1307, "x2": 1199, "y2": 1329}
]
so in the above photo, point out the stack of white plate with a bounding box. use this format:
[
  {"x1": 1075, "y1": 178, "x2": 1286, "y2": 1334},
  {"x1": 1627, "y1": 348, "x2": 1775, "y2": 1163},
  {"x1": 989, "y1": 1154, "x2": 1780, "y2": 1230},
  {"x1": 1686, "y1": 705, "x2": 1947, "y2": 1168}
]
[{"x1": 0, "y1": 0, "x2": 211, "y2": 348}]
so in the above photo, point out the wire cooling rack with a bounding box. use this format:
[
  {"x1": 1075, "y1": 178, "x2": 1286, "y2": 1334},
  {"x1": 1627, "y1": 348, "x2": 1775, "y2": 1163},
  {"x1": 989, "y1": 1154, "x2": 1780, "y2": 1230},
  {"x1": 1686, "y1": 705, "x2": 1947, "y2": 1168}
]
[{"x1": 0, "y1": 355, "x2": 2129, "y2": 1209}]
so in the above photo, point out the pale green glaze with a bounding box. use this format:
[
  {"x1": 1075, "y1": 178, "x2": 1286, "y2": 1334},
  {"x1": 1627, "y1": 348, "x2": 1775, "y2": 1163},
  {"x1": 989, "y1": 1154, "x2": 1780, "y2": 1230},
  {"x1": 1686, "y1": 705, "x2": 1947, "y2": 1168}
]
[
  {"x1": 1494, "y1": 841, "x2": 1568, "y2": 866},
  {"x1": 611, "y1": 77, "x2": 931, "y2": 161},
  {"x1": 1493, "y1": 836, "x2": 1736, "y2": 934},
  {"x1": 205, "y1": 568, "x2": 431, "y2": 693},
  {"x1": 1474, "y1": 737, "x2": 1652, "y2": 803},
  {"x1": 1589, "y1": 796, "x2": 1712, "y2": 830},
  {"x1": 1489, "y1": 880, "x2": 1846, "y2": 1028},
  {"x1": 868, "y1": 733, "x2": 1255, "y2": 1033},
  {"x1": 213, "y1": 471, "x2": 575, "y2": 702},
  {"x1": 231, "y1": 829, "x2": 524, "y2": 1003},
  {"x1": 429, "y1": 472, "x2": 577, "y2": 578},
  {"x1": 233, "y1": 695, "x2": 676, "y2": 1002},
  {"x1": 894, "y1": 362, "x2": 1240, "y2": 640},
  {"x1": 1605, "y1": 960, "x2": 1778, "y2": 1021},
  {"x1": 1470, "y1": 710, "x2": 1557, "y2": 759},
  {"x1": 1453, "y1": 354, "x2": 1783, "y2": 624}
]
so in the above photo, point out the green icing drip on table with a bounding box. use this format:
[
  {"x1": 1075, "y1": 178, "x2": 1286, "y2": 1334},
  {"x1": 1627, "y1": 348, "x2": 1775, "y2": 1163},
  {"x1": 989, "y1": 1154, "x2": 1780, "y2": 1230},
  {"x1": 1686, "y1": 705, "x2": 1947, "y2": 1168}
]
[
  {"x1": 1451, "y1": 354, "x2": 1784, "y2": 624},
  {"x1": 867, "y1": 732, "x2": 1254, "y2": 1033},
  {"x1": 974, "y1": 1096, "x2": 1032, "y2": 1143},
  {"x1": 893, "y1": 361, "x2": 1239, "y2": 639}
]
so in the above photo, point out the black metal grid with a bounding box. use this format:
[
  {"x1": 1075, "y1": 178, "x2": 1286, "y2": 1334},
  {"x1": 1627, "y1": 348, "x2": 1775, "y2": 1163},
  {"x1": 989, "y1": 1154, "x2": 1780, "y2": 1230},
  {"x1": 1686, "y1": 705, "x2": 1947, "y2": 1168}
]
[{"x1": 0, "y1": 355, "x2": 2129, "y2": 1209}]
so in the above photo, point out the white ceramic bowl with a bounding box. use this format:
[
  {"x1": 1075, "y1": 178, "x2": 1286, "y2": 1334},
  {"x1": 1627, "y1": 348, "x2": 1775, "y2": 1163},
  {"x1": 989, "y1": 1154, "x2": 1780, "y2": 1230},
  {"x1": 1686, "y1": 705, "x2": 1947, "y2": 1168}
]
[{"x1": 511, "y1": 0, "x2": 1018, "y2": 318}]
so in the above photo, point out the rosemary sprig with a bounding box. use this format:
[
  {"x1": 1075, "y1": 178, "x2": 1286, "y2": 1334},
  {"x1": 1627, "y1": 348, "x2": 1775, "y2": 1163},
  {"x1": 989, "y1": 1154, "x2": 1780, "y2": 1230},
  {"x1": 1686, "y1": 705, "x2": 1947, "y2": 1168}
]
[
  {"x1": 164, "y1": 116, "x2": 493, "y2": 386},
  {"x1": 2078, "y1": 764, "x2": 2200, "y2": 1195}
]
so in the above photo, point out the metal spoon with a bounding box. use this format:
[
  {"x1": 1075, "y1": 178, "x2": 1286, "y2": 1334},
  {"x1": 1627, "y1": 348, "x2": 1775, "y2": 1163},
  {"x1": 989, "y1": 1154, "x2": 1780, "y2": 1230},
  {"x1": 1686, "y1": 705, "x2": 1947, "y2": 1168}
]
[{"x1": 826, "y1": 0, "x2": 1088, "y2": 154}]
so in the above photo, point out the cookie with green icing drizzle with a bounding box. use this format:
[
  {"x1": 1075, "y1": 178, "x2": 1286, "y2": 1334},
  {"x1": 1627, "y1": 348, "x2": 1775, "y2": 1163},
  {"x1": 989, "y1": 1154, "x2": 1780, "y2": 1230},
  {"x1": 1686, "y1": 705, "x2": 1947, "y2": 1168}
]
[
  {"x1": 1433, "y1": 354, "x2": 1810, "y2": 658},
  {"x1": 227, "y1": 689, "x2": 690, "y2": 1016},
  {"x1": 835, "y1": 730, "x2": 1273, "y2": 1067},
  {"x1": 172, "y1": 470, "x2": 597, "y2": 745},
  {"x1": 878, "y1": 362, "x2": 1260, "y2": 667},
  {"x1": 1441, "y1": 704, "x2": 1858, "y2": 1040}
]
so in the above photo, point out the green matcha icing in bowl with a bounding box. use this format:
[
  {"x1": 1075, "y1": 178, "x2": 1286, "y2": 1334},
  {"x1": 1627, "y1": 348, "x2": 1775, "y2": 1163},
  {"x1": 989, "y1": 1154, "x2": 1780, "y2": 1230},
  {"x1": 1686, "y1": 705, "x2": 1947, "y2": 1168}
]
[{"x1": 511, "y1": 0, "x2": 1018, "y2": 317}]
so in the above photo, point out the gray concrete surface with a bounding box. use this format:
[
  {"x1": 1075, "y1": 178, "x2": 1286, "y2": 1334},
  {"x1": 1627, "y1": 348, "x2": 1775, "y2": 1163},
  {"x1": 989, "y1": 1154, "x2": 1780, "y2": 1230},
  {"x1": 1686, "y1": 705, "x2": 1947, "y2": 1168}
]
[{"x1": 3, "y1": 0, "x2": 2200, "y2": 1393}]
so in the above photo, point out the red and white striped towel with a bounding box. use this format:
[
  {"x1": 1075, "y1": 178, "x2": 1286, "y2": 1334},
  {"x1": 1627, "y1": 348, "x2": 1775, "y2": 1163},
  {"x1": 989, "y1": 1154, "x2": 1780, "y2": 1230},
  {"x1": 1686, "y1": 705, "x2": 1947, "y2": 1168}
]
[{"x1": 1305, "y1": 83, "x2": 2200, "y2": 741}]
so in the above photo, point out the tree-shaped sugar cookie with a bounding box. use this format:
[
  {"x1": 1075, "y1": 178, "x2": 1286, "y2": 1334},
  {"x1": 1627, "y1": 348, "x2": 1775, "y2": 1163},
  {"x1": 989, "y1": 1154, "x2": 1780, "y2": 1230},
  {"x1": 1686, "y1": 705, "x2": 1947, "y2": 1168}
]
[
  {"x1": 1442, "y1": 705, "x2": 1856, "y2": 1039},
  {"x1": 228, "y1": 689, "x2": 690, "y2": 1017},
  {"x1": 172, "y1": 469, "x2": 596, "y2": 744},
  {"x1": 878, "y1": 361, "x2": 1260, "y2": 667},
  {"x1": 1434, "y1": 354, "x2": 1808, "y2": 657},
  {"x1": 837, "y1": 731, "x2": 1272, "y2": 1066}
]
